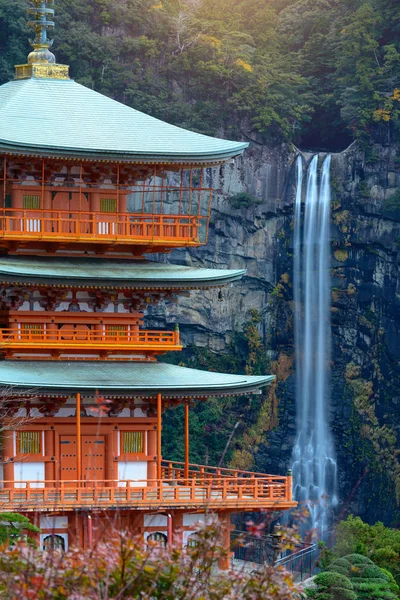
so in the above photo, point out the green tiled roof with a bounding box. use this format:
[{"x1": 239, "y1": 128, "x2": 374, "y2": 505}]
[
  {"x1": 0, "y1": 361, "x2": 274, "y2": 397},
  {"x1": 0, "y1": 256, "x2": 245, "y2": 289},
  {"x1": 0, "y1": 78, "x2": 248, "y2": 163}
]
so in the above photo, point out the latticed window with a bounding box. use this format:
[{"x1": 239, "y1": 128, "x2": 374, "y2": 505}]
[
  {"x1": 22, "y1": 324, "x2": 43, "y2": 336},
  {"x1": 123, "y1": 431, "x2": 144, "y2": 454},
  {"x1": 23, "y1": 195, "x2": 41, "y2": 209},
  {"x1": 18, "y1": 431, "x2": 41, "y2": 454},
  {"x1": 100, "y1": 198, "x2": 117, "y2": 213},
  {"x1": 107, "y1": 325, "x2": 128, "y2": 339}
]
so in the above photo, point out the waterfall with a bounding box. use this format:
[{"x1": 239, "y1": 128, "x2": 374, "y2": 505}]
[{"x1": 292, "y1": 154, "x2": 337, "y2": 539}]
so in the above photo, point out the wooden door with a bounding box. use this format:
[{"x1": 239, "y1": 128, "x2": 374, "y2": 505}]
[
  {"x1": 59, "y1": 435, "x2": 78, "y2": 485},
  {"x1": 59, "y1": 434, "x2": 106, "y2": 486},
  {"x1": 82, "y1": 435, "x2": 106, "y2": 484},
  {"x1": 52, "y1": 191, "x2": 89, "y2": 234}
]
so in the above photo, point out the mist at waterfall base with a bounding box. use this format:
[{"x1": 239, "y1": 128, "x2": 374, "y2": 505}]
[{"x1": 291, "y1": 154, "x2": 338, "y2": 541}]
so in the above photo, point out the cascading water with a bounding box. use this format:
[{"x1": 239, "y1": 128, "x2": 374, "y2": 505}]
[{"x1": 292, "y1": 154, "x2": 338, "y2": 540}]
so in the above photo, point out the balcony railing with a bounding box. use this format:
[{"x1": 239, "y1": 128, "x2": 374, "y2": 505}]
[
  {"x1": 0, "y1": 328, "x2": 181, "y2": 353},
  {"x1": 161, "y1": 460, "x2": 272, "y2": 482},
  {"x1": 0, "y1": 475, "x2": 295, "y2": 512},
  {"x1": 0, "y1": 209, "x2": 208, "y2": 247}
]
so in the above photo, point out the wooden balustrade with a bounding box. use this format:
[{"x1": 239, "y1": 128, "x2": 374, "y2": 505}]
[
  {"x1": 161, "y1": 460, "x2": 274, "y2": 481},
  {"x1": 0, "y1": 474, "x2": 295, "y2": 512},
  {"x1": 0, "y1": 209, "x2": 209, "y2": 247},
  {"x1": 0, "y1": 328, "x2": 181, "y2": 351}
]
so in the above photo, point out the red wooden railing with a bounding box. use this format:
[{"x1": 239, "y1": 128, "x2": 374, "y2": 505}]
[
  {"x1": 0, "y1": 209, "x2": 209, "y2": 246},
  {"x1": 0, "y1": 474, "x2": 295, "y2": 511},
  {"x1": 0, "y1": 328, "x2": 181, "y2": 349}
]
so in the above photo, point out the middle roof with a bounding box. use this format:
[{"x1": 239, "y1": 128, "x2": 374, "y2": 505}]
[{"x1": 0, "y1": 256, "x2": 245, "y2": 290}]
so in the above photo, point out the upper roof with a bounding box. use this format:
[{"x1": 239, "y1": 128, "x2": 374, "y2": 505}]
[
  {"x1": 0, "y1": 256, "x2": 245, "y2": 290},
  {"x1": 0, "y1": 78, "x2": 248, "y2": 163},
  {"x1": 0, "y1": 360, "x2": 274, "y2": 398}
]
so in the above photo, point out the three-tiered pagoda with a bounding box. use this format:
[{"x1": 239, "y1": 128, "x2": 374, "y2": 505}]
[{"x1": 0, "y1": 0, "x2": 295, "y2": 567}]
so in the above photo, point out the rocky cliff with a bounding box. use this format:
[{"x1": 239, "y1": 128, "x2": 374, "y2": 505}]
[{"x1": 148, "y1": 141, "x2": 400, "y2": 525}]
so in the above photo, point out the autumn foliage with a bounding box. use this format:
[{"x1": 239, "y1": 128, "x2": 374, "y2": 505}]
[{"x1": 0, "y1": 519, "x2": 302, "y2": 599}]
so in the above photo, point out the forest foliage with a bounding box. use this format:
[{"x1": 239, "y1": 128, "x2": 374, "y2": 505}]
[
  {"x1": 0, "y1": 0, "x2": 399, "y2": 150},
  {"x1": 162, "y1": 309, "x2": 270, "y2": 468}
]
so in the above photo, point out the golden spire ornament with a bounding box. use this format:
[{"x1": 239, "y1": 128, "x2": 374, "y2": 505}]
[{"x1": 15, "y1": 0, "x2": 70, "y2": 80}]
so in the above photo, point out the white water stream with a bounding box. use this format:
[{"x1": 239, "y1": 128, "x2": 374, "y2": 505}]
[{"x1": 291, "y1": 154, "x2": 337, "y2": 539}]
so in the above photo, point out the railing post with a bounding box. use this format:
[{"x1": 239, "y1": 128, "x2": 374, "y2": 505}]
[
  {"x1": 184, "y1": 403, "x2": 189, "y2": 481},
  {"x1": 287, "y1": 469, "x2": 293, "y2": 502},
  {"x1": 76, "y1": 393, "x2": 81, "y2": 486},
  {"x1": 157, "y1": 393, "x2": 162, "y2": 482}
]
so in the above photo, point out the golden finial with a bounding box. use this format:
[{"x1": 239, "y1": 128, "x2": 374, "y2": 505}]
[{"x1": 15, "y1": 0, "x2": 70, "y2": 80}]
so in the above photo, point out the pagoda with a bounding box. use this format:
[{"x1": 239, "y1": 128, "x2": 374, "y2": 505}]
[{"x1": 0, "y1": 0, "x2": 295, "y2": 566}]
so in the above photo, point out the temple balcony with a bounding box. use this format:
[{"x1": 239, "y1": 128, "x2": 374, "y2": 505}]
[
  {"x1": 0, "y1": 311, "x2": 181, "y2": 360},
  {"x1": 0, "y1": 327, "x2": 181, "y2": 359},
  {"x1": 0, "y1": 207, "x2": 208, "y2": 250},
  {"x1": 0, "y1": 461, "x2": 295, "y2": 512},
  {"x1": 0, "y1": 158, "x2": 213, "y2": 254}
]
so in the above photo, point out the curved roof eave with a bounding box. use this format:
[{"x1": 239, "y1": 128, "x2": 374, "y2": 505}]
[
  {"x1": 0, "y1": 361, "x2": 275, "y2": 398},
  {"x1": 0, "y1": 257, "x2": 246, "y2": 289},
  {"x1": 0, "y1": 78, "x2": 249, "y2": 164},
  {"x1": 0, "y1": 140, "x2": 247, "y2": 165}
]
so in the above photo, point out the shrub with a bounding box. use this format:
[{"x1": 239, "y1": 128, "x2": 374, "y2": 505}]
[
  {"x1": 349, "y1": 565, "x2": 387, "y2": 579},
  {"x1": 382, "y1": 191, "x2": 400, "y2": 221},
  {"x1": 345, "y1": 554, "x2": 374, "y2": 566},
  {"x1": 334, "y1": 559, "x2": 353, "y2": 569},
  {"x1": 309, "y1": 571, "x2": 357, "y2": 600},
  {"x1": 315, "y1": 572, "x2": 354, "y2": 590},
  {"x1": 229, "y1": 192, "x2": 262, "y2": 209},
  {"x1": 329, "y1": 516, "x2": 400, "y2": 585},
  {"x1": 328, "y1": 554, "x2": 399, "y2": 600},
  {"x1": 325, "y1": 565, "x2": 350, "y2": 576},
  {"x1": 355, "y1": 581, "x2": 399, "y2": 599}
]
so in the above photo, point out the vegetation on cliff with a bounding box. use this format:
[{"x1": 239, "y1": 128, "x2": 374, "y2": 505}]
[
  {"x1": 0, "y1": 0, "x2": 399, "y2": 150},
  {"x1": 162, "y1": 309, "x2": 276, "y2": 469}
]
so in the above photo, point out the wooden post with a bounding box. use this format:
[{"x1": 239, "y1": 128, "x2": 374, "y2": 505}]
[
  {"x1": 157, "y1": 393, "x2": 162, "y2": 481},
  {"x1": 147, "y1": 429, "x2": 157, "y2": 485},
  {"x1": 3, "y1": 429, "x2": 14, "y2": 488},
  {"x1": 44, "y1": 429, "x2": 55, "y2": 485},
  {"x1": 87, "y1": 514, "x2": 93, "y2": 549},
  {"x1": 184, "y1": 403, "x2": 189, "y2": 481},
  {"x1": 218, "y1": 512, "x2": 233, "y2": 570},
  {"x1": 76, "y1": 393, "x2": 81, "y2": 485},
  {"x1": 171, "y1": 512, "x2": 183, "y2": 547},
  {"x1": 287, "y1": 469, "x2": 293, "y2": 502}
]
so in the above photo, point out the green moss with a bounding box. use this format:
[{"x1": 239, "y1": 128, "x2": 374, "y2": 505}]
[{"x1": 334, "y1": 248, "x2": 349, "y2": 262}]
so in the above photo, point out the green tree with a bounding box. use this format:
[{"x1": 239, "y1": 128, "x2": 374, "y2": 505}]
[{"x1": 0, "y1": 512, "x2": 40, "y2": 546}]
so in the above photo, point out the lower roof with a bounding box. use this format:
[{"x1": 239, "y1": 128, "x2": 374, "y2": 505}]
[
  {"x1": 0, "y1": 256, "x2": 245, "y2": 290},
  {"x1": 0, "y1": 360, "x2": 274, "y2": 398}
]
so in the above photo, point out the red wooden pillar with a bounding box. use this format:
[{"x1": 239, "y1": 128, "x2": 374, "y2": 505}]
[
  {"x1": 218, "y1": 512, "x2": 233, "y2": 571},
  {"x1": 156, "y1": 393, "x2": 162, "y2": 481},
  {"x1": 3, "y1": 429, "x2": 14, "y2": 488},
  {"x1": 184, "y1": 404, "x2": 189, "y2": 480},
  {"x1": 44, "y1": 429, "x2": 55, "y2": 485},
  {"x1": 147, "y1": 429, "x2": 157, "y2": 485},
  {"x1": 171, "y1": 512, "x2": 183, "y2": 547},
  {"x1": 76, "y1": 393, "x2": 81, "y2": 485}
]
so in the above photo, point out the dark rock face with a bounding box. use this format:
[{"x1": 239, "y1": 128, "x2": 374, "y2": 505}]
[{"x1": 148, "y1": 141, "x2": 400, "y2": 525}]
